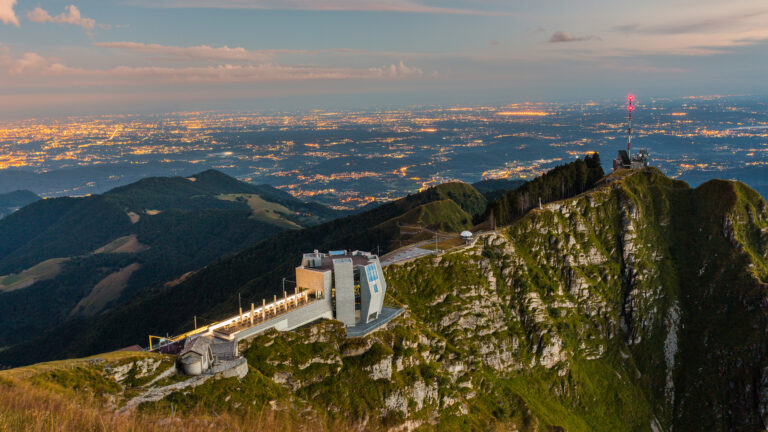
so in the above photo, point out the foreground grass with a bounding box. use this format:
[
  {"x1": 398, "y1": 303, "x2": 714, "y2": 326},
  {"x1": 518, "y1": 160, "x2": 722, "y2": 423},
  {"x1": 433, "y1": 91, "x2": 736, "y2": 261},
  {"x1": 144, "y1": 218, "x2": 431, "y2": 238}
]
[
  {"x1": 0, "y1": 374, "x2": 364, "y2": 432},
  {"x1": 0, "y1": 350, "x2": 365, "y2": 432}
]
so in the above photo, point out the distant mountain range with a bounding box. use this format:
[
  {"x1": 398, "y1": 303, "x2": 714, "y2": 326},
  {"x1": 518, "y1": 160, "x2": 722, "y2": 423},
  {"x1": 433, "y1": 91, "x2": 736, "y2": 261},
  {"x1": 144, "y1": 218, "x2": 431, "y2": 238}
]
[
  {"x1": 0, "y1": 162, "x2": 206, "y2": 197},
  {"x1": 0, "y1": 190, "x2": 40, "y2": 219}
]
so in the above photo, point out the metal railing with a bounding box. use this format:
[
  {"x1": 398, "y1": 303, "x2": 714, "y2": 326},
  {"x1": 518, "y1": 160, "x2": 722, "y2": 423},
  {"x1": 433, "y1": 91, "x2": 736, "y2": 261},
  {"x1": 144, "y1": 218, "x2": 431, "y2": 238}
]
[{"x1": 148, "y1": 288, "x2": 322, "y2": 349}]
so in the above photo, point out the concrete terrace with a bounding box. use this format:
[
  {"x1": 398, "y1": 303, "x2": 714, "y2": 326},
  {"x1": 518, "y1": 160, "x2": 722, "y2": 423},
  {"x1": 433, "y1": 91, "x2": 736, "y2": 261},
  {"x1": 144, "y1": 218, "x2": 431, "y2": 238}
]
[
  {"x1": 346, "y1": 307, "x2": 405, "y2": 337},
  {"x1": 381, "y1": 246, "x2": 435, "y2": 266}
]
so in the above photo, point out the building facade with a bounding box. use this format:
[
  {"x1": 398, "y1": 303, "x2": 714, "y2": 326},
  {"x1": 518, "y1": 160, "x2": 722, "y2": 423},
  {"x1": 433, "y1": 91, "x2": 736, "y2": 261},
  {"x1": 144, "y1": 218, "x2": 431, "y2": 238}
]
[
  {"x1": 296, "y1": 250, "x2": 386, "y2": 327},
  {"x1": 164, "y1": 249, "x2": 393, "y2": 376},
  {"x1": 179, "y1": 336, "x2": 215, "y2": 376}
]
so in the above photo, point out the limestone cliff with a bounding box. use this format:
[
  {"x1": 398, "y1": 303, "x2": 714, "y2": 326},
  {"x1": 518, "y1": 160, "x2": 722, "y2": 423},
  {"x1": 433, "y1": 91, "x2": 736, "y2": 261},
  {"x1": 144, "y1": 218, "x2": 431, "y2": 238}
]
[
  {"x1": 384, "y1": 168, "x2": 768, "y2": 430},
  {"x1": 155, "y1": 168, "x2": 767, "y2": 430}
]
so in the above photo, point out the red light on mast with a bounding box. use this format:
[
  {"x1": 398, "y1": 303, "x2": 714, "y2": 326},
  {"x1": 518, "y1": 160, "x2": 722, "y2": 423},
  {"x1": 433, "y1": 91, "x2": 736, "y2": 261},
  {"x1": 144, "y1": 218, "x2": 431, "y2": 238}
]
[{"x1": 626, "y1": 94, "x2": 634, "y2": 156}]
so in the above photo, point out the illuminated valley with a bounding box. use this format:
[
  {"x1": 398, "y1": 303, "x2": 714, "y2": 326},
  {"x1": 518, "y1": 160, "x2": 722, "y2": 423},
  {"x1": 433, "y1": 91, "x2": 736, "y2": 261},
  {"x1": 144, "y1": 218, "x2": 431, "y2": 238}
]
[{"x1": 2, "y1": 95, "x2": 767, "y2": 208}]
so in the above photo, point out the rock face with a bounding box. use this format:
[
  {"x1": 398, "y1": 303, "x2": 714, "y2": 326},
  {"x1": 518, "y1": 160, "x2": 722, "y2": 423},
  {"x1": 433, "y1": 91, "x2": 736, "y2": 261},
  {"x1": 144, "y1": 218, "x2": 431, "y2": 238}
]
[
  {"x1": 365, "y1": 355, "x2": 393, "y2": 380},
  {"x1": 104, "y1": 357, "x2": 165, "y2": 383},
  {"x1": 134, "y1": 168, "x2": 768, "y2": 431},
  {"x1": 382, "y1": 169, "x2": 768, "y2": 431}
]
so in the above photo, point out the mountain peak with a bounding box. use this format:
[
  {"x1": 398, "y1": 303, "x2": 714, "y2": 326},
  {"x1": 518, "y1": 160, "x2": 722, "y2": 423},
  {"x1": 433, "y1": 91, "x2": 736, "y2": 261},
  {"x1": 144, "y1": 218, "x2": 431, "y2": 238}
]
[{"x1": 190, "y1": 168, "x2": 237, "y2": 183}]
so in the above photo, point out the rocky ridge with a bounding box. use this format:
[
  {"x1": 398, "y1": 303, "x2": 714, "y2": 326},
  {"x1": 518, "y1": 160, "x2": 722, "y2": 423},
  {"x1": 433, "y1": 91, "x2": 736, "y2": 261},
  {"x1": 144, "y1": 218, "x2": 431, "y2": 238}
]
[{"x1": 5, "y1": 168, "x2": 767, "y2": 431}]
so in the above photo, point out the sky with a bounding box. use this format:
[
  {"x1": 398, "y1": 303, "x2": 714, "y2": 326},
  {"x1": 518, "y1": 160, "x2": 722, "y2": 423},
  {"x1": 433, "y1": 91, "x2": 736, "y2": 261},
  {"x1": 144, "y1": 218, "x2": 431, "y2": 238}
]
[{"x1": 1, "y1": 0, "x2": 768, "y2": 118}]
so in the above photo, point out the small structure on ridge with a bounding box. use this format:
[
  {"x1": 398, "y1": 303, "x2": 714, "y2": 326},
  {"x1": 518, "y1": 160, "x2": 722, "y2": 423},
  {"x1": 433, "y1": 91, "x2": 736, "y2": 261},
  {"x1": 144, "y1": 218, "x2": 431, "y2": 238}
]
[{"x1": 613, "y1": 94, "x2": 650, "y2": 171}]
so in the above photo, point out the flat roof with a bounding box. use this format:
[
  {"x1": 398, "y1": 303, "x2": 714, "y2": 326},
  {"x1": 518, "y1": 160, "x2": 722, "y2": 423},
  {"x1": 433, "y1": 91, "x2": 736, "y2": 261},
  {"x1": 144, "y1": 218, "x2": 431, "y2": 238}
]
[{"x1": 304, "y1": 253, "x2": 376, "y2": 271}]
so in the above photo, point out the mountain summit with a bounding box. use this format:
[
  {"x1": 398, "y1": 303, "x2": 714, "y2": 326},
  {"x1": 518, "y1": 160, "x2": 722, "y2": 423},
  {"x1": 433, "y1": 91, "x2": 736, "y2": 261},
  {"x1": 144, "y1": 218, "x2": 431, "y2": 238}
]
[
  {"x1": 2, "y1": 167, "x2": 767, "y2": 431},
  {"x1": 383, "y1": 167, "x2": 768, "y2": 430}
]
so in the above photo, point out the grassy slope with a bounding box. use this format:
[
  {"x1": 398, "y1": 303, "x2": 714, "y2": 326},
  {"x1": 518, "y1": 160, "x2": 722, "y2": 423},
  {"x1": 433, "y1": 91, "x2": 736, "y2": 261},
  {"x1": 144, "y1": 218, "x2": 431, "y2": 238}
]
[
  {"x1": 218, "y1": 193, "x2": 304, "y2": 229},
  {"x1": 0, "y1": 351, "x2": 349, "y2": 432},
  {"x1": 371, "y1": 199, "x2": 474, "y2": 250},
  {"x1": 0, "y1": 258, "x2": 68, "y2": 292},
  {"x1": 400, "y1": 199, "x2": 473, "y2": 232},
  {"x1": 669, "y1": 179, "x2": 768, "y2": 430}
]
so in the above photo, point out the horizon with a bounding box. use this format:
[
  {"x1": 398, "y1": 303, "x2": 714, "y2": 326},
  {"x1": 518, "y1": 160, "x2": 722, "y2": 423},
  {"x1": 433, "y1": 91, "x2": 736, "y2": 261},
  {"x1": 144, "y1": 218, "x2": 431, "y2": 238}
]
[
  {"x1": 2, "y1": 0, "x2": 768, "y2": 118},
  {"x1": 0, "y1": 92, "x2": 762, "y2": 123}
]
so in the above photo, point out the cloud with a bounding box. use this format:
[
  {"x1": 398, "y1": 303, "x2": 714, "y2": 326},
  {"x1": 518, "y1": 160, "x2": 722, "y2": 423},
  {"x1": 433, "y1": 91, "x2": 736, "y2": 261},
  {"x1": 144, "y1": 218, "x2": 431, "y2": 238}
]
[
  {"x1": 143, "y1": 0, "x2": 512, "y2": 16},
  {"x1": 0, "y1": 0, "x2": 19, "y2": 26},
  {"x1": 94, "y1": 42, "x2": 275, "y2": 62},
  {"x1": 548, "y1": 31, "x2": 600, "y2": 43},
  {"x1": 0, "y1": 42, "x2": 10, "y2": 63},
  {"x1": 93, "y1": 41, "x2": 384, "y2": 61},
  {"x1": 6, "y1": 50, "x2": 423, "y2": 84},
  {"x1": 378, "y1": 61, "x2": 423, "y2": 78},
  {"x1": 614, "y1": 9, "x2": 768, "y2": 35},
  {"x1": 613, "y1": 24, "x2": 639, "y2": 33},
  {"x1": 27, "y1": 5, "x2": 96, "y2": 30},
  {"x1": 8, "y1": 52, "x2": 51, "y2": 75}
]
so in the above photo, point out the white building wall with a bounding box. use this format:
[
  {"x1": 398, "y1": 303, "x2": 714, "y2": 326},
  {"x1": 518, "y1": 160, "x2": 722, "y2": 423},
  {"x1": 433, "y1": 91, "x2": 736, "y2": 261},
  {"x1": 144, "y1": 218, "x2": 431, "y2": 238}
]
[
  {"x1": 359, "y1": 261, "x2": 384, "y2": 323},
  {"x1": 333, "y1": 258, "x2": 356, "y2": 326},
  {"x1": 373, "y1": 257, "x2": 387, "y2": 315}
]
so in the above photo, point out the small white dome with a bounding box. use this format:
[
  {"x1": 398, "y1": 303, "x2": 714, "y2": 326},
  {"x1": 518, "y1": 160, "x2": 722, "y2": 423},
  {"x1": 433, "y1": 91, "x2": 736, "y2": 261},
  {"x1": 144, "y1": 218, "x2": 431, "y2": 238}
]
[{"x1": 460, "y1": 230, "x2": 473, "y2": 238}]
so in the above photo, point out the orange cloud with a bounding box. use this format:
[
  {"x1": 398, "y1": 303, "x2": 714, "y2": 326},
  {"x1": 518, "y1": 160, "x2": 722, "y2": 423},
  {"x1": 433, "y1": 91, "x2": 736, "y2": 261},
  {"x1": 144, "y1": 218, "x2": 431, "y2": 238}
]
[
  {"x1": 6, "y1": 51, "x2": 423, "y2": 84},
  {"x1": 147, "y1": 0, "x2": 513, "y2": 16},
  {"x1": 94, "y1": 42, "x2": 275, "y2": 62},
  {"x1": 8, "y1": 52, "x2": 49, "y2": 75},
  {"x1": 27, "y1": 5, "x2": 96, "y2": 30},
  {"x1": 0, "y1": 0, "x2": 18, "y2": 26}
]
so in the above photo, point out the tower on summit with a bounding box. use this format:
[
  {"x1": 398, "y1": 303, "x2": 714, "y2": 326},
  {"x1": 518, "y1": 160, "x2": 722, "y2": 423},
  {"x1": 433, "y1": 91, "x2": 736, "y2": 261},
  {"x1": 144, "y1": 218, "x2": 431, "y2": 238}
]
[{"x1": 613, "y1": 94, "x2": 650, "y2": 171}]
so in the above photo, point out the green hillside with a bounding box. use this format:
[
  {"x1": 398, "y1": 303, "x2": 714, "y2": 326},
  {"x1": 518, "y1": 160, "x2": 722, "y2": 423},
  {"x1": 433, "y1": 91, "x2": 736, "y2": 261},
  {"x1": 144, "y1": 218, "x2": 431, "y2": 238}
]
[
  {"x1": 418, "y1": 181, "x2": 487, "y2": 216},
  {"x1": 394, "y1": 199, "x2": 473, "y2": 232},
  {"x1": 471, "y1": 178, "x2": 525, "y2": 201},
  {"x1": 0, "y1": 170, "x2": 342, "y2": 352}
]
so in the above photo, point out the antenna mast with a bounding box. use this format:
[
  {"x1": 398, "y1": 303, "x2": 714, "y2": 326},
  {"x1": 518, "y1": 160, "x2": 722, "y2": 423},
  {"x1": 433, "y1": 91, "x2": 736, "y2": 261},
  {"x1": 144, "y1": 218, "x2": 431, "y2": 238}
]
[{"x1": 627, "y1": 94, "x2": 634, "y2": 157}]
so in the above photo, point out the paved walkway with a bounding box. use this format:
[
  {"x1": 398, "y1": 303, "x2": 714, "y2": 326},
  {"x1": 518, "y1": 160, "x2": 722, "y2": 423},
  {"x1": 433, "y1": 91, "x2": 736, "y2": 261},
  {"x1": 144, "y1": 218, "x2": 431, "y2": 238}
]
[
  {"x1": 381, "y1": 247, "x2": 435, "y2": 266},
  {"x1": 346, "y1": 307, "x2": 405, "y2": 337}
]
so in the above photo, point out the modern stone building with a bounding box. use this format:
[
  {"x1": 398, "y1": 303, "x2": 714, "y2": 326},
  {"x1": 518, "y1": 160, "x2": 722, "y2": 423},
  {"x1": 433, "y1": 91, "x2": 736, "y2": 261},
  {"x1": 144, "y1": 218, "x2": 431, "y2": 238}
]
[
  {"x1": 296, "y1": 250, "x2": 386, "y2": 327},
  {"x1": 160, "y1": 249, "x2": 399, "y2": 376}
]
